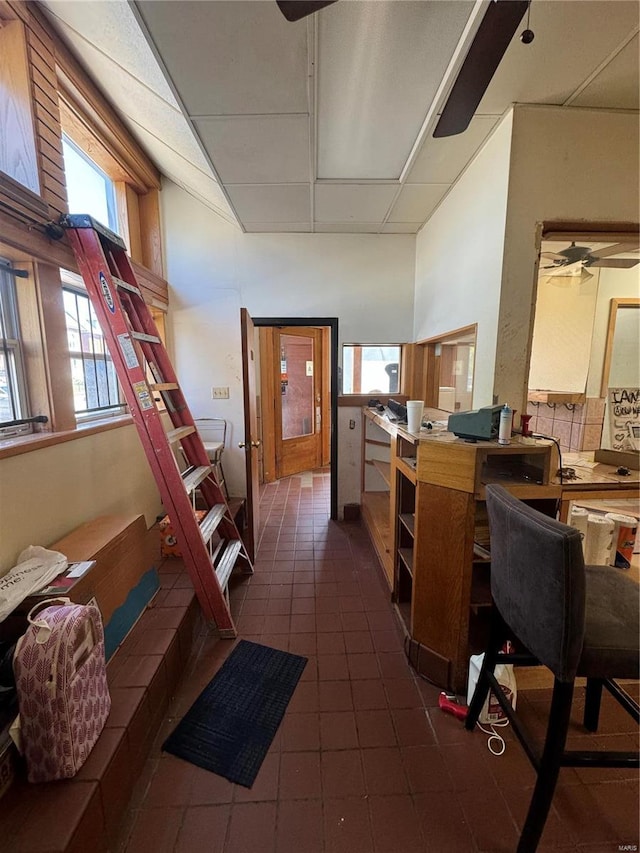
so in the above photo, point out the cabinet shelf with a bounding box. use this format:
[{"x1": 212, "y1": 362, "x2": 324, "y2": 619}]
[
  {"x1": 371, "y1": 459, "x2": 391, "y2": 486},
  {"x1": 399, "y1": 513, "x2": 415, "y2": 536},
  {"x1": 398, "y1": 547, "x2": 414, "y2": 576}
]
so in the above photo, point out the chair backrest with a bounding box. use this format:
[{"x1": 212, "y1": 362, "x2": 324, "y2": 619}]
[
  {"x1": 194, "y1": 418, "x2": 227, "y2": 448},
  {"x1": 485, "y1": 484, "x2": 586, "y2": 682}
]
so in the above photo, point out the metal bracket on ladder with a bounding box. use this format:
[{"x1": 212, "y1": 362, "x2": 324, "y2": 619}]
[{"x1": 59, "y1": 214, "x2": 253, "y2": 638}]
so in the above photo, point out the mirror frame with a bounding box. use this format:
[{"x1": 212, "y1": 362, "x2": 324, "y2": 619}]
[{"x1": 600, "y1": 297, "x2": 640, "y2": 397}]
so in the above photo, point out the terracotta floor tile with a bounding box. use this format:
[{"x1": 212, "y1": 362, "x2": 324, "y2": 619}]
[
  {"x1": 392, "y1": 708, "x2": 436, "y2": 747},
  {"x1": 319, "y1": 680, "x2": 354, "y2": 712},
  {"x1": 124, "y1": 806, "x2": 183, "y2": 853},
  {"x1": 320, "y1": 711, "x2": 359, "y2": 750},
  {"x1": 368, "y1": 794, "x2": 426, "y2": 853},
  {"x1": 275, "y1": 799, "x2": 323, "y2": 853},
  {"x1": 351, "y1": 679, "x2": 388, "y2": 710},
  {"x1": 355, "y1": 709, "x2": 397, "y2": 748},
  {"x1": 401, "y1": 745, "x2": 455, "y2": 793},
  {"x1": 278, "y1": 752, "x2": 322, "y2": 800},
  {"x1": 174, "y1": 805, "x2": 230, "y2": 853},
  {"x1": 288, "y1": 680, "x2": 319, "y2": 713},
  {"x1": 362, "y1": 747, "x2": 410, "y2": 796},
  {"x1": 318, "y1": 653, "x2": 350, "y2": 680},
  {"x1": 413, "y1": 791, "x2": 476, "y2": 852},
  {"x1": 225, "y1": 802, "x2": 276, "y2": 853},
  {"x1": 340, "y1": 611, "x2": 369, "y2": 632},
  {"x1": 316, "y1": 632, "x2": 347, "y2": 655},
  {"x1": 324, "y1": 797, "x2": 374, "y2": 853},
  {"x1": 321, "y1": 751, "x2": 366, "y2": 798},
  {"x1": 458, "y1": 779, "x2": 520, "y2": 853},
  {"x1": 383, "y1": 678, "x2": 423, "y2": 709},
  {"x1": 280, "y1": 712, "x2": 321, "y2": 752},
  {"x1": 233, "y1": 752, "x2": 279, "y2": 802}
]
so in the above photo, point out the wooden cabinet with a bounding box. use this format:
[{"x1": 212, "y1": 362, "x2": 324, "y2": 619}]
[{"x1": 361, "y1": 407, "x2": 558, "y2": 693}]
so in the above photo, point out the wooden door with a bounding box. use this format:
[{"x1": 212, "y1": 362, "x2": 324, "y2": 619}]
[
  {"x1": 274, "y1": 326, "x2": 323, "y2": 479},
  {"x1": 240, "y1": 308, "x2": 259, "y2": 562}
]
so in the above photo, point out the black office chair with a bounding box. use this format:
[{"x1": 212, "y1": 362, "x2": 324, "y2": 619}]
[{"x1": 466, "y1": 484, "x2": 639, "y2": 853}]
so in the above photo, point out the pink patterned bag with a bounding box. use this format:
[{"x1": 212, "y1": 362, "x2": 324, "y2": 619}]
[{"x1": 13, "y1": 597, "x2": 111, "y2": 782}]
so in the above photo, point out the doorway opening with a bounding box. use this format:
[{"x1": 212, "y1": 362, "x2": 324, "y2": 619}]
[{"x1": 252, "y1": 317, "x2": 338, "y2": 520}]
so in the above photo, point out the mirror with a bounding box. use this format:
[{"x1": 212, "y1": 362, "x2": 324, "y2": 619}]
[
  {"x1": 600, "y1": 299, "x2": 640, "y2": 451},
  {"x1": 527, "y1": 235, "x2": 639, "y2": 454}
]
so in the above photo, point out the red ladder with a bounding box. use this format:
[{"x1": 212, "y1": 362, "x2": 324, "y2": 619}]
[{"x1": 61, "y1": 214, "x2": 251, "y2": 637}]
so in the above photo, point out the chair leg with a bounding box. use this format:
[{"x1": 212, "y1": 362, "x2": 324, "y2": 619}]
[
  {"x1": 584, "y1": 678, "x2": 604, "y2": 732},
  {"x1": 465, "y1": 608, "x2": 504, "y2": 731},
  {"x1": 518, "y1": 679, "x2": 574, "y2": 853}
]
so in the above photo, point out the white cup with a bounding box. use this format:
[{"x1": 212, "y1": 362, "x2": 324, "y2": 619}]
[{"x1": 406, "y1": 400, "x2": 424, "y2": 432}]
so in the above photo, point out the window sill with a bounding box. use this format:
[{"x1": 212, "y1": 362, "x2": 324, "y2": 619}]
[{"x1": 0, "y1": 414, "x2": 134, "y2": 460}]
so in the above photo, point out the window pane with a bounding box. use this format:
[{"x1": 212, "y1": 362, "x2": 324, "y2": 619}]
[
  {"x1": 342, "y1": 345, "x2": 401, "y2": 394},
  {"x1": 0, "y1": 261, "x2": 30, "y2": 431},
  {"x1": 62, "y1": 135, "x2": 118, "y2": 232},
  {"x1": 63, "y1": 285, "x2": 125, "y2": 418},
  {"x1": 281, "y1": 333, "x2": 314, "y2": 440}
]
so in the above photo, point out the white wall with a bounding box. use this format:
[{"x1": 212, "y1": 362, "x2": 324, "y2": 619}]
[
  {"x1": 414, "y1": 111, "x2": 513, "y2": 408},
  {"x1": 496, "y1": 105, "x2": 640, "y2": 412},
  {"x1": 0, "y1": 425, "x2": 161, "y2": 574},
  {"x1": 161, "y1": 180, "x2": 416, "y2": 508}
]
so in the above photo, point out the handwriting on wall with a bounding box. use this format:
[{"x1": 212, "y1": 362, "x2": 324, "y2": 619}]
[{"x1": 608, "y1": 387, "x2": 640, "y2": 451}]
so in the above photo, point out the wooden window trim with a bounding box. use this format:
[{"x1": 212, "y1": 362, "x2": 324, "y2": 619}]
[{"x1": 0, "y1": 412, "x2": 133, "y2": 460}]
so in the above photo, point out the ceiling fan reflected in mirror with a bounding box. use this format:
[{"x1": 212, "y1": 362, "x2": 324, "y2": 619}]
[
  {"x1": 540, "y1": 242, "x2": 640, "y2": 276},
  {"x1": 275, "y1": 0, "x2": 531, "y2": 137}
]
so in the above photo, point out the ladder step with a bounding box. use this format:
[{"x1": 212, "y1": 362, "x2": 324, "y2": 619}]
[
  {"x1": 132, "y1": 331, "x2": 161, "y2": 344},
  {"x1": 200, "y1": 504, "x2": 227, "y2": 544},
  {"x1": 215, "y1": 540, "x2": 242, "y2": 591},
  {"x1": 112, "y1": 275, "x2": 142, "y2": 297},
  {"x1": 182, "y1": 465, "x2": 212, "y2": 495},
  {"x1": 166, "y1": 425, "x2": 195, "y2": 444},
  {"x1": 150, "y1": 382, "x2": 179, "y2": 391}
]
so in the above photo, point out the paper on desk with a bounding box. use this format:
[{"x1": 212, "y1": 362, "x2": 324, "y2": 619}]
[
  {"x1": 67, "y1": 561, "x2": 95, "y2": 578},
  {"x1": 563, "y1": 453, "x2": 598, "y2": 469}
]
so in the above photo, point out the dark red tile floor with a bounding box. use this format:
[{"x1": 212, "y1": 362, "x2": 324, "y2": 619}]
[{"x1": 114, "y1": 472, "x2": 639, "y2": 852}]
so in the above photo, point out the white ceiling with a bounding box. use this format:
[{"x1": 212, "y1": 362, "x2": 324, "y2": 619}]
[{"x1": 41, "y1": 0, "x2": 640, "y2": 234}]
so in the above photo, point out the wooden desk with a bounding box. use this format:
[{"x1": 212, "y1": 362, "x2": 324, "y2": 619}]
[{"x1": 556, "y1": 464, "x2": 639, "y2": 522}]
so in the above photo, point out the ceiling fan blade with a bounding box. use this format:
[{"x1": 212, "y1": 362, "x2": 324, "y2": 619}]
[
  {"x1": 276, "y1": 0, "x2": 337, "y2": 22},
  {"x1": 540, "y1": 252, "x2": 566, "y2": 261},
  {"x1": 544, "y1": 260, "x2": 583, "y2": 277},
  {"x1": 590, "y1": 258, "x2": 640, "y2": 269},
  {"x1": 589, "y1": 241, "x2": 639, "y2": 260},
  {"x1": 433, "y1": 0, "x2": 528, "y2": 138}
]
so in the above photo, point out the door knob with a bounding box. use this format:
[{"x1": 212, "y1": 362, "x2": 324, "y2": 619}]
[
  {"x1": 238, "y1": 440, "x2": 261, "y2": 448},
  {"x1": 238, "y1": 441, "x2": 245, "y2": 448}
]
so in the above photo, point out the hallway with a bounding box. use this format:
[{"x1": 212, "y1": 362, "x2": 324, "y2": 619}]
[{"x1": 116, "y1": 472, "x2": 639, "y2": 852}]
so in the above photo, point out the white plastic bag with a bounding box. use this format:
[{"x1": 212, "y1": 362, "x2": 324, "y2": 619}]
[
  {"x1": 467, "y1": 648, "x2": 517, "y2": 724},
  {"x1": 0, "y1": 546, "x2": 68, "y2": 622}
]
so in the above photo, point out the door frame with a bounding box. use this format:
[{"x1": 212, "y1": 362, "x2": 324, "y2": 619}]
[{"x1": 252, "y1": 316, "x2": 339, "y2": 520}]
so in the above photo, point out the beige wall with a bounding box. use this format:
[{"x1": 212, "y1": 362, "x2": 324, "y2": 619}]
[
  {"x1": 496, "y1": 105, "x2": 640, "y2": 413},
  {"x1": 0, "y1": 425, "x2": 161, "y2": 575}
]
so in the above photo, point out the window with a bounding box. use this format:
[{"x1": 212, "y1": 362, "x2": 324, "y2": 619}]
[
  {"x1": 342, "y1": 344, "x2": 402, "y2": 394},
  {"x1": 61, "y1": 134, "x2": 118, "y2": 232},
  {"x1": 62, "y1": 272, "x2": 125, "y2": 420},
  {"x1": 0, "y1": 260, "x2": 31, "y2": 436}
]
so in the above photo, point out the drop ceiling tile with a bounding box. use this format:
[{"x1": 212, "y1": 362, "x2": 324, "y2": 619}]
[
  {"x1": 315, "y1": 223, "x2": 382, "y2": 233},
  {"x1": 317, "y1": 0, "x2": 474, "y2": 179},
  {"x1": 42, "y1": 1, "x2": 179, "y2": 106},
  {"x1": 127, "y1": 123, "x2": 235, "y2": 219},
  {"x1": 478, "y1": 1, "x2": 640, "y2": 113},
  {"x1": 387, "y1": 184, "x2": 449, "y2": 223},
  {"x1": 570, "y1": 35, "x2": 640, "y2": 110},
  {"x1": 314, "y1": 184, "x2": 398, "y2": 223},
  {"x1": 135, "y1": 0, "x2": 309, "y2": 116},
  {"x1": 194, "y1": 116, "x2": 310, "y2": 184},
  {"x1": 407, "y1": 115, "x2": 500, "y2": 184},
  {"x1": 245, "y1": 223, "x2": 311, "y2": 233},
  {"x1": 225, "y1": 184, "x2": 310, "y2": 224},
  {"x1": 382, "y1": 223, "x2": 421, "y2": 234}
]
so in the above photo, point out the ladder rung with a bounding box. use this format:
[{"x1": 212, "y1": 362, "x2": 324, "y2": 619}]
[
  {"x1": 166, "y1": 425, "x2": 195, "y2": 444},
  {"x1": 150, "y1": 382, "x2": 179, "y2": 391},
  {"x1": 215, "y1": 540, "x2": 242, "y2": 591},
  {"x1": 200, "y1": 504, "x2": 227, "y2": 544},
  {"x1": 112, "y1": 276, "x2": 142, "y2": 297},
  {"x1": 132, "y1": 331, "x2": 161, "y2": 344},
  {"x1": 182, "y1": 465, "x2": 212, "y2": 494}
]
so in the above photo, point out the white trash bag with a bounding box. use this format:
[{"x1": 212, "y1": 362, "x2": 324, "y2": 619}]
[
  {"x1": 467, "y1": 646, "x2": 518, "y2": 725},
  {"x1": 0, "y1": 546, "x2": 68, "y2": 622}
]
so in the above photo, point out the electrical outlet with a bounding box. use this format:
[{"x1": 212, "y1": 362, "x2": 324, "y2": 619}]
[{"x1": 212, "y1": 386, "x2": 229, "y2": 399}]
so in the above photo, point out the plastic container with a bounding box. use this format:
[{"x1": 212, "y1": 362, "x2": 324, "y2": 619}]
[{"x1": 498, "y1": 404, "x2": 512, "y2": 445}]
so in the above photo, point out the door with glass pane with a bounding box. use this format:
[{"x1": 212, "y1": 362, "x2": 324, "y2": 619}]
[{"x1": 274, "y1": 327, "x2": 322, "y2": 479}]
